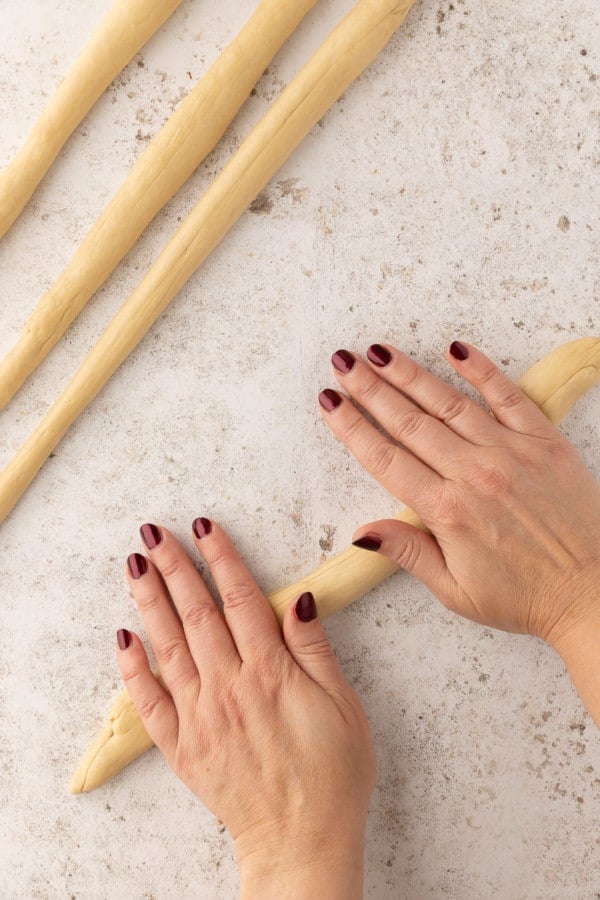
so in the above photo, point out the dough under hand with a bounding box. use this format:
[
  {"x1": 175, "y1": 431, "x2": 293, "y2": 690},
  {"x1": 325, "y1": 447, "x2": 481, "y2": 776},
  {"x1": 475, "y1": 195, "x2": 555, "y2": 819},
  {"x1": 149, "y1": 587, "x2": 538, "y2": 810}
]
[
  {"x1": 70, "y1": 337, "x2": 600, "y2": 793},
  {"x1": 0, "y1": 0, "x2": 418, "y2": 525},
  {"x1": 0, "y1": 0, "x2": 183, "y2": 240},
  {"x1": 0, "y1": 0, "x2": 320, "y2": 408}
]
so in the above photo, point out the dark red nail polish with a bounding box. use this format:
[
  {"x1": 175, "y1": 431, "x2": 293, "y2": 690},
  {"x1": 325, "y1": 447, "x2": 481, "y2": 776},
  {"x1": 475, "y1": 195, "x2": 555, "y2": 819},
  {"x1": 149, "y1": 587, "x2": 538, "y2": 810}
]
[
  {"x1": 319, "y1": 389, "x2": 342, "y2": 412},
  {"x1": 449, "y1": 341, "x2": 469, "y2": 361},
  {"x1": 367, "y1": 344, "x2": 392, "y2": 367},
  {"x1": 193, "y1": 517, "x2": 212, "y2": 539},
  {"x1": 331, "y1": 349, "x2": 355, "y2": 374},
  {"x1": 296, "y1": 591, "x2": 317, "y2": 623},
  {"x1": 117, "y1": 629, "x2": 132, "y2": 650},
  {"x1": 352, "y1": 534, "x2": 382, "y2": 552},
  {"x1": 140, "y1": 523, "x2": 161, "y2": 549},
  {"x1": 128, "y1": 553, "x2": 148, "y2": 579}
]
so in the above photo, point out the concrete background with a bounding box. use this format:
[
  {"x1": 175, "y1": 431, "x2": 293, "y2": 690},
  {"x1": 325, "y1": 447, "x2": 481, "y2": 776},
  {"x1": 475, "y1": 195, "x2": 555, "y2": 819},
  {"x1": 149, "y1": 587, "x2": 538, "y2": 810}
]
[{"x1": 1, "y1": 0, "x2": 599, "y2": 896}]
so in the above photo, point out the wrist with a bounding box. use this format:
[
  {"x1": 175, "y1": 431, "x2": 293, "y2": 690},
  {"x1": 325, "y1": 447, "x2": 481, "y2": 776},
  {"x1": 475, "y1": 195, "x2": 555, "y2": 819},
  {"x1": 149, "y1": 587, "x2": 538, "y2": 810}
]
[
  {"x1": 545, "y1": 576, "x2": 600, "y2": 728},
  {"x1": 237, "y1": 819, "x2": 367, "y2": 900}
]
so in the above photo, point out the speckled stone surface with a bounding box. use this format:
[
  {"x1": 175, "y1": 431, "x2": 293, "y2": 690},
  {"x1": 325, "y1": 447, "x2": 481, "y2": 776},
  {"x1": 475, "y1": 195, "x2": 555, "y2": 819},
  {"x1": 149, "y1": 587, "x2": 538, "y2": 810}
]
[{"x1": 1, "y1": 1, "x2": 599, "y2": 897}]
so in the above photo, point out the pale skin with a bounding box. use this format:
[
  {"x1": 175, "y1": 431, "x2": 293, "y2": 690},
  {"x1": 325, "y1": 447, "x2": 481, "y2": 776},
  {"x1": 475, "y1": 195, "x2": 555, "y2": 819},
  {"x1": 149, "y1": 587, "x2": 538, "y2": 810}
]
[{"x1": 116, "y1": 341, "x2": 600, "y2": 896}]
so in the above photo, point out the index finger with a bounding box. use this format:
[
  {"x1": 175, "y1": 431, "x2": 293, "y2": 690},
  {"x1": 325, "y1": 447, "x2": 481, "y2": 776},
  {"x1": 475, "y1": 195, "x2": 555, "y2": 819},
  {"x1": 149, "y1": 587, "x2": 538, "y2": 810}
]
[{"x1": 192, "y1": 518, "x2": 284, "y2": 665}]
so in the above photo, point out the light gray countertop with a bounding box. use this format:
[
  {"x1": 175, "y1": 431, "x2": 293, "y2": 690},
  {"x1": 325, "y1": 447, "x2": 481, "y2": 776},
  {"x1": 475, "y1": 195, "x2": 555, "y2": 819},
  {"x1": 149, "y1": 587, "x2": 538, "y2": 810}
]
[{"x1": 1, "y1": 0, "x2": 599, "y2": 897}]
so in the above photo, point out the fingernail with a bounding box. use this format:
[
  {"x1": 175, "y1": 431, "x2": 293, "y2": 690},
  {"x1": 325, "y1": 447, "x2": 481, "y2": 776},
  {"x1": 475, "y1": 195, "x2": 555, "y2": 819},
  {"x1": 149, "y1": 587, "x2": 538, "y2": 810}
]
[
  {"x1": 449, "y1": 341, "x2": 469, "y2": 361},
  {"x1": 296, "y1": 591, "x2": 317, "y2": 623},
  {"x1": 117, "y1": 629, "x2": 132, "y2": 650},
  {"x1": 140, "y1": 523, "x2": 161, "y2": 549},
  {"x1": 367, "y1": 344, "x2": 392, "y2": 367},
  {"x1": 192, "y1": 517, "x2": 212, "y2": 539},
  {"x1": 128, "y1": 553, "x2": 148, "y2": 579},
  {"x1": 319, "y1": 389, "x2": 342, "y2": 412},
  {"x1": 352, "y1": 534, "x2": 382, "y2": 552},
  {"x1": 331, "y1": 349, "x2": 355, "y2": 374}
]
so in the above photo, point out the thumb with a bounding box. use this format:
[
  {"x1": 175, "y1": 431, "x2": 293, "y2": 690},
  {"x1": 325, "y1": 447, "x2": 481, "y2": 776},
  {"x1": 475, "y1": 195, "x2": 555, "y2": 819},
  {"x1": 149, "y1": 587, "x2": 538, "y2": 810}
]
[
  {"x1": 282, "y1": 592, "x2": 349, "y2": 691},
  {"x1": 352, "y1": 518, "x2": 460, "y2": 610}
]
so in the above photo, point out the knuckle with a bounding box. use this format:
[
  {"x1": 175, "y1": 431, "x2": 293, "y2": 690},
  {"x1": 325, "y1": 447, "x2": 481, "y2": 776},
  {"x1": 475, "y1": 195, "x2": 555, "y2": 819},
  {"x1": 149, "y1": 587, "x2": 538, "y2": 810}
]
[
  {"x1": 135, "y1": 589, "x2": 162, "y2": 615},
  {"x1": 155, "y1": 636, "x2": 188, "y2": 669},
  {"x1": 434, "y1": 393, "x2": 470, "y2": 425},
  {"x1": 432, "y1": 487, "x2": 466, "y2": 527},
  {"x1": 220, "y1": 580, "x2": 259, "y2": 612},
  {"x1": 397, "y1": 359, "x2": 422, "y2": 389},
  {"x1": 341, "y1": 413, "x2": 365, "y2": 445},
  {"x1": 468, "y1": 460, "x2": 511, "y2": 496},
  {"x1": 299, "y1": 635, "x2": 333, "y2": 661},
  {"x1": 180, "y1": 600, "x2": 218, "y2": 632},
  {"x1": 121, "y1": 664, "x2": 145, "y2": 686},
  {"x1": 478, "y1": 361, "x2": 500, "y2": 388},
  {"x1": 136, "y1": 693, "x2": 161, "y2": 722},
  {"x1": 389, "y1": 408, "x2": 426, "y2": 441},
  {"x1": 392, "y1": 536, "x2": 422, "y2": 571},
  {"x1": 365, "y1": 441, "x2": 397, "y2": 480},
  {"x1": 158, "y1": 554, "x2": 184, "y2": 580},
  {"x1": 355, "y1": 375, "x2": 384, "y2": 404},
  {"x1": 494, "y1": 386, "x2": 525, "y2": 413}
]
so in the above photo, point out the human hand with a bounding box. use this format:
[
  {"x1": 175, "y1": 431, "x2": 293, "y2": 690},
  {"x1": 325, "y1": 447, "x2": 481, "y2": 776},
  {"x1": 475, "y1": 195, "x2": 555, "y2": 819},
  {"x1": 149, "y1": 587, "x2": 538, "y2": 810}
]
[
  {"x1": 117, "y1": 520, "x2": 376, "y2": 899},
  {"x1": 319, "y1": 341, "x2": 600, "y2": 649}
]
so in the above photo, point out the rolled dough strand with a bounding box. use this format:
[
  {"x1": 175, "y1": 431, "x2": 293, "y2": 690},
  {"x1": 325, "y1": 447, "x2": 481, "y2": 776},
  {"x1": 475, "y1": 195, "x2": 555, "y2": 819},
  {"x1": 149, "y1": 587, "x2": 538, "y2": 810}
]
[
  {"x1": 0, "y1": 0, "x2": 183, "y2": 240},
  {"x1": 0, "y1": 0, "x2": 419, "y2": 526},
  {"x1": 0, "y1": 0, "x2": 321, "y2": 409},
  {"x1": 70, "y1": 337, "x2": 600, "y2": 793}
]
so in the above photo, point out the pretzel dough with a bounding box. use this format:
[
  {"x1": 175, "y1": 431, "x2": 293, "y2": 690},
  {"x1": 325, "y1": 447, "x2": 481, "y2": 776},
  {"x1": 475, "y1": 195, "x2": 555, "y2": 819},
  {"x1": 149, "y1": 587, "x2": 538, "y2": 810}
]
[
  {"x1": 0, "y1": 0, "x2": 182, "y2": 239},
  {"x1": 0, "y1": 0, "x2": 320, "y2": 408},
  {"x1": 0, "y1": 0, "x2": 417, "y2": 525},
  {"x1": 70, "y1": 337, "x2": 600, "y2": 792}
]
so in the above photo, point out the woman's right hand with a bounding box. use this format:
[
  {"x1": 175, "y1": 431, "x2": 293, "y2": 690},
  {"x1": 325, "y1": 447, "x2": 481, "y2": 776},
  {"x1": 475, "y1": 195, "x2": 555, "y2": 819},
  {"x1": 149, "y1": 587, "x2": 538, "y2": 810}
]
[{"x1": 319, "y1": 341, "x2": 600, "y2": 721}]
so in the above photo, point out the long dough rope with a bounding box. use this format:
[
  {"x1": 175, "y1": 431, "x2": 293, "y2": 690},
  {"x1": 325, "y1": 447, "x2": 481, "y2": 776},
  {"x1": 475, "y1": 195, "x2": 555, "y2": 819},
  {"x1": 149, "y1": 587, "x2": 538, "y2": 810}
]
[
  {"x1": 0, "y1": 0, "x2": 321, "y2": 409},
  {"x1": 0, "y1": 0, "x2": 183, "y2": 240},
  {"x1": 0, "y1": 0, "x2": 418, "y2": 526},
  {"x1": 70, "y1": 337, "x2": 600, "y2": 793}
]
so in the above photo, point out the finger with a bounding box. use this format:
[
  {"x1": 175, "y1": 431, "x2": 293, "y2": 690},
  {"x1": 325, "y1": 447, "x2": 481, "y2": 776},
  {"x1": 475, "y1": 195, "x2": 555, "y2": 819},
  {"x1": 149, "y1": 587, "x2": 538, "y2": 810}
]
[
  {"x1": 137, "y1": 524, "x2": 239, "y2": 675},
  {"x1": 126, "y1": 548, "x2": 198, "y2": 698},
  {"x1": 331, "y1": 349, "x2": 469, "y2": 475},
  {"x1": 282, "y1": 592, "x2": 352, "y2": 696},
  {"x1": 363, "y1": 343, "x2": 501, "y2": 444},
  {"x1": 351, "y1": 519, "x2": 462, "y2": 610},
  {"x1": 116, "y1": 628, "x2": 178, "y2": 759},
  {"x1": 447, "y1": 341, "x2": 553, "y2": 436},
  {"x1": 318, "y1": 388, "x2": 443, "y2": 514},
  {"x1": 191, "y1": 517, "x2": 283, "y2": 664}
]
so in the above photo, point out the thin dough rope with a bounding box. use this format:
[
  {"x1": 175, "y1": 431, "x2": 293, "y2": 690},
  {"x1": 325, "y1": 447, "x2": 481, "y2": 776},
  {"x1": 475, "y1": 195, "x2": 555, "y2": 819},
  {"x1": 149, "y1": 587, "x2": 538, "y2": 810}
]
[
  {"x1": 70, "y1": 337, "x2": 600, "y2": 793},
  {"x1": 0, "y1": 0, "x2": 418, "y2": 526},
  {"x1": 0, "y1": 0, "x2": 183, "y2": 239},
  {"x1": 0, "y1": 0, "x2": 321, "y2": 408}
]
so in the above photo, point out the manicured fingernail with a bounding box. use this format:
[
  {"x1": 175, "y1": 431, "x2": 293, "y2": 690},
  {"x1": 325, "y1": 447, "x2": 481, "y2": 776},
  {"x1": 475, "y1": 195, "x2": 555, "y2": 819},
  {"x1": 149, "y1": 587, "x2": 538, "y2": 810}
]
[
  {"x1": 117, "y1": 629, "x2": 132, "y2": 650},
  {"x1": 128, "y1": 553, "x2": 148, "y2": 579},
  {"x1": 192, "y1": 517, "x2": 212, "y2": 539},
  {"x1": 449, "y1": 341, "x2": 469, "y2": 361},
  {"x1": 352, "y1": 534, "x2": 382, "y2": 552},
  {"x1": 319, "y1": 389, "x2": 342, "y2": 411},
  {"x1": 296, "y1": 591, "x2": 317, "y2": 623},
  {"x1": 331, "y1": 349, "x2": 355, "y2": 374},
  {"x1": 140, "y1": 523, "x2": 161, "y2": 549},
  {"x1": 367, "y1": 344, "x2": 392, "y2": 367}
]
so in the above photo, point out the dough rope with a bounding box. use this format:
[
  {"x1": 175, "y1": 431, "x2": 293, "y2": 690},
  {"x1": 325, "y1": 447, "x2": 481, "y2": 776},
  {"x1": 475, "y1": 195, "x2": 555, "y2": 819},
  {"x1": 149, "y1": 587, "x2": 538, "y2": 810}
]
[
  {"x1": 0, "y1": 0, "x2": 320, "y2": 408},
  {"x1": 0, "y1": 0, "x2": 183, "y2": 240},
  {"x1": 70, "y1": 337, "x2": 600, "y2": 793},
  {"x1": 0, "y1": 0, "x2": 417, "y2": 526}
]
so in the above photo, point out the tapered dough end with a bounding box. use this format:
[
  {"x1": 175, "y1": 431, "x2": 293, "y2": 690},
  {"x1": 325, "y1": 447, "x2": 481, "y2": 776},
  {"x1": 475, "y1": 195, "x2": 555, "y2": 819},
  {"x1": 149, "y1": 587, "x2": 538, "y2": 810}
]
[{"x1": 70, "y1": 688, "x2": 154, "y2": 794}]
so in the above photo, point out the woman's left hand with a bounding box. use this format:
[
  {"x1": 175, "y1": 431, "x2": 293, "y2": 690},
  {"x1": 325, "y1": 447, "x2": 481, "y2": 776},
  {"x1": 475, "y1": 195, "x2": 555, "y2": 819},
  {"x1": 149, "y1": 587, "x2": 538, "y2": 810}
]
[{"x1": 117, "y1": 519, "x2": 376, "y2": 899}]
